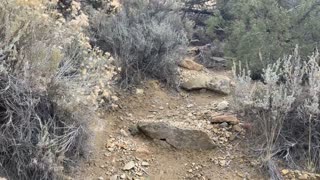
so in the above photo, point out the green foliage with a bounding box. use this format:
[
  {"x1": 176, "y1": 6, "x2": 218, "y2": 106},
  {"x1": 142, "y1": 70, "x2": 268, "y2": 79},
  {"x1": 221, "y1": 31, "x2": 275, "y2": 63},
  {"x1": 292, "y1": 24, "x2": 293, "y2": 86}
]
[{"x1": 207, "y1": 0, "x2": 320, "y2": 77}]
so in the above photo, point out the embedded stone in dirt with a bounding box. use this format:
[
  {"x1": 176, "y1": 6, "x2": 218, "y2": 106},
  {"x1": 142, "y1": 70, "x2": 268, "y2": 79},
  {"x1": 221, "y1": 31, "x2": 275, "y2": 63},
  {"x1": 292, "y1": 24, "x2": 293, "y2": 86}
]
[
  {"x1": 219, "y1": 122, "x2": 228, "y2": 128},
  {"x1": 135, "y1": 146, "x2": 151, "y2": 154},
  {"x1": 232, "y1": 124, "x2": 242, "y2": 132},
  {"x1": 136, "y1": 88, "x2": 144, "y2": 95},
  {"x1": 281, "y1": 169, "x2": 289, "y2": 175},
  {"x1": 216, "y1": 100, "x2": 229, "y2": 111},
  {"x1": 180, "y1": 73, "x2": 231, "y2": 95},
  {"x1": 123, "y1": 161, "x2": 135, "y2": 171},
  {"x1": 179, "y1": 57, "x2": 204, "y2": 71},
  {"x1": 137, "y1": 122, "x2": 215, "y2": 150},
  {"x1": 210, "y1": 115, "x2": 240, "y2": 125},
  {"x1": 110, "y1": 175, "x2": 118, "y2": 180},
  {"x1": 141, "y1": 161, "x2": 150, "y2": 166}
]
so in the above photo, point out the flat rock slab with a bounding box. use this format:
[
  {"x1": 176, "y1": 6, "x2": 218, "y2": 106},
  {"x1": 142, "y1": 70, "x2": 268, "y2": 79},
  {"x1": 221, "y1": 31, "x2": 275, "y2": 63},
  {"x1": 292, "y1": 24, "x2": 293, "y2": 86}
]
[
  {"x1": 180, "y1": 73, "x2": 231, "y2": 95},
  {"x1": 137, "y1": 122, "x2": 215, "y2": 150}
]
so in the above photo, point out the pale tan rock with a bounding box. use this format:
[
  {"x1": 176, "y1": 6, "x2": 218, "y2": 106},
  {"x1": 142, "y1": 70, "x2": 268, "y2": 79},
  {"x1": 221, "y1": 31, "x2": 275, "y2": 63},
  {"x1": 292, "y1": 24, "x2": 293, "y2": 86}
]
[
  {"x1": 298, "y1": 174, "x2": 308, "y2": 180},
  {"x1": 179, "y1": 58, "x2": 204, "y2": 71},
  {"x1": 281, "y1": 169, "x2": 289, "y2": 175},
  {"x1": 136, "y1": 88, "x2": 144, "y2": 95},
  {"x1": 232, "y1": 125, "x2": 242, "y2": 132},
  {"x1": 135, "y1": 147, "x2": 151, "y2": 154},
  {"x1": 181, "y1": 73, "x2": 231, "y2": 95},
  {"x1": 123, "y1": 161, "x2": 135, "y2": 171},
  {"x1": 210, "y1": 115, "x2": 240, "y2": 125},
  {"x1": 217, "y1": 101, "x2": 229, "y2": 110}
]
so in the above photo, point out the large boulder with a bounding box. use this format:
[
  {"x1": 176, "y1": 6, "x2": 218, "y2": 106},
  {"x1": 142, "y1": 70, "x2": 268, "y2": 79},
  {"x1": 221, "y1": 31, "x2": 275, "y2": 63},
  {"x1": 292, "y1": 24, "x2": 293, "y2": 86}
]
[
  {"x1": 137, "y1": 122, "x2": 215, "y2": 150},
  {"x1": 180, "y1": 72, "x2": 231, "y2": 95}
]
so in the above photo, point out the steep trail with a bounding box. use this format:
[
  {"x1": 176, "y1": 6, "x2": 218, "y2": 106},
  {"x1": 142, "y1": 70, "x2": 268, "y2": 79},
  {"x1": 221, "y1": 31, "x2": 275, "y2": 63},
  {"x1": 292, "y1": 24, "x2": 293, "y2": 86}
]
[{"x1": 77, "y1": 77, "x2": 263, "y2": 180}]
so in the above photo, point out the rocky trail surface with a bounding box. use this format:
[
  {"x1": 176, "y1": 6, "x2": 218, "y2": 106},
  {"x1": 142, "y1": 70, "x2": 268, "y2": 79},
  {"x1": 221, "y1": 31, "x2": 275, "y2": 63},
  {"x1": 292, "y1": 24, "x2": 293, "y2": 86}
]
[{"x1": 76, "y1": 67, "x2": 265, "y2": 180}]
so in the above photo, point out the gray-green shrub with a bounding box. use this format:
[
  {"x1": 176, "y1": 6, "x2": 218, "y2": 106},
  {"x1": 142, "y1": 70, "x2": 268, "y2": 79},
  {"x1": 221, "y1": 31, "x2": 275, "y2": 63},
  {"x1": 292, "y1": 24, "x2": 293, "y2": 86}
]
[
  {"x1": 91, "y1": 0, "x2": 189, "y2": 87},
  {"x1": 233, "y1": 47, "x2": 320, "y2": 179},
  {"x1": 0, "y1": 1, "x2": 99, "y2": 179}
]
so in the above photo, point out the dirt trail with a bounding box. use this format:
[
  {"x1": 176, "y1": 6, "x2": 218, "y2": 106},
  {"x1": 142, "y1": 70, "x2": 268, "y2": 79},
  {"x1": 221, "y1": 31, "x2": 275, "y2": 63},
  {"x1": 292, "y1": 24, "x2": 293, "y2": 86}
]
[{"x1": 77, "y1": 77, "x2": 264, "y2": 180}]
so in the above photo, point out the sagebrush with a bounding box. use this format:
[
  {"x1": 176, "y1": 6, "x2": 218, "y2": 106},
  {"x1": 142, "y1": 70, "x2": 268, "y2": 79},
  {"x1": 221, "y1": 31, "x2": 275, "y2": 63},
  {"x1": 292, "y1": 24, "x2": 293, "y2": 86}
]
[
  {"x1": 90, "y1": 0, "x2": 190, "y2": 87},
  {"x1": 0, "y1": 1, "x2": 110, "y2": 179},
  {"x1": 233, "y1": 47, "x2": 320, "y2": 179}
]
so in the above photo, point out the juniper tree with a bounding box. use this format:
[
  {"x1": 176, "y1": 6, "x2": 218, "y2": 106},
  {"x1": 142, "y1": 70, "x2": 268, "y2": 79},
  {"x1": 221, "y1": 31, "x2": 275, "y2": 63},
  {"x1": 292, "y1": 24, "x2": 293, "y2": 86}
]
[{"x1": 207, "y1": 0, "x2": 320, "y2": 78}]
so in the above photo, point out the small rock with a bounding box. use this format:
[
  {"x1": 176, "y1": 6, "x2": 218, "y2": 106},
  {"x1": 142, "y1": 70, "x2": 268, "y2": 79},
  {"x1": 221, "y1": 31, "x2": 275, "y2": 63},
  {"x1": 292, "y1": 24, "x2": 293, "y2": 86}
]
[
  {"x1": 237, "y1": 172, "x2": 245, "y2": 178},
  {"x1": 281, "y1": 169, "x2": 289, "y2": 175},
  {"x1": 147, "y1": 115, "x2": 155, "y2": 118},
  {"x1": 109, "y1": 175, "x2": 118, "y2": 180},
  {"x1": 229, "y1": 134, "x2": 236, "y2": 141},
  {"x1": 120, "y1": 129, "x2": 129, "y2": 137},
  {"x1": 187, "y1": 104, "x2": 194, "y2": 108},
  {"x1": 120, "y1": 174, "x2": 126, "y2": 179},
  {"x1": 141, "y1": 161, "x2": 150, "y2": 166},
  {"x1": 219, "y1": 160, "x2": 227, "y2": 167},
  {"x1": 250, "y1": 160, "x2": 260, "y2": 166},
  {"x1": 136, "y1": 88, "x2": 144, "y2": 95},
  {"x1": 210, "y1": 115, "x2": 240, "y2": 125},
  {"x1": 220, "y1": 122, "x2": 228, "y2": 128},
  {"x1": 212, "y1": 128, "x2": 219, "y2": 133},
  {"x1": 98, "y1": 177, "x2": 104, "y2": 180},
  {"x1": 111, "y1": 96, "x2": 119, "y2": 101},
  {"x1": 188, "y1": 169, "x2": 193, "y2": 173},
  {"x1": 123, "y1": 161, "x2": 135, "y2": 171},
  {"x1": 232, "y1": 125, "x2": 242, "y2": 132},
  {"x1": 135, "y1": 147, "x2": 151, "y2": 154},
  {"x1": 217, "y1": 101, "x2": 229, "y2": 111}
]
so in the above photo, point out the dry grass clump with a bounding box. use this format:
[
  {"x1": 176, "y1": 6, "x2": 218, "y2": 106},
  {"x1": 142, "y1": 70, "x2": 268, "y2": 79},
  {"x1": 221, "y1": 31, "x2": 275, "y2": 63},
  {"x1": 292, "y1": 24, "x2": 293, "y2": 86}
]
[{"x1": 233, "y1": 47, "x2": 320, "y2": 179}]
